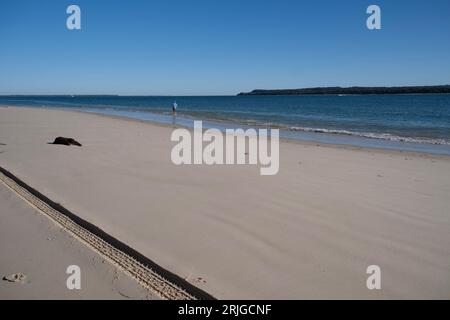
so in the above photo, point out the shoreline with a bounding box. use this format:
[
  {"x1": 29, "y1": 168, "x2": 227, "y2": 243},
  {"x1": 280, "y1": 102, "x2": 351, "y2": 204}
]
[
  {"x1": 79, "y1": 107, "x2": 450, "y2": 159},
  {"x1": 2, "y1": 105, "x2": 449, "y2": 160},
  {"x1": 1, "y1": 106, "x2": 449, "y2": 299},
  {"x1": 1, "y1": 92, "x2": 450, "y2": 153}
]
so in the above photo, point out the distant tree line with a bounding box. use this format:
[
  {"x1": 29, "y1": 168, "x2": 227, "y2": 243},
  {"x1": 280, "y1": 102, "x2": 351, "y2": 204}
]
[{"x1": 237, "y1": 85, "x2": 450, "y2": 96}]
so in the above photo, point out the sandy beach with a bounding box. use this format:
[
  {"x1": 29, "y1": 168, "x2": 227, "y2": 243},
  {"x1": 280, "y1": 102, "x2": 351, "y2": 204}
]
[
  {"x1": 0, "y1": 173, "x2": 155, "y2": 299},
  {"x1": 0, "y1": 106, "x2": 449, "y2": 299}
]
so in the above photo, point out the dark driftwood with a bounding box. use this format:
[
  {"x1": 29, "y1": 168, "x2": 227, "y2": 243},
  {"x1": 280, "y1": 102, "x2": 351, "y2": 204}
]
[{"x1": 49, "y1": 137, "x2": 82, "y2": 147}]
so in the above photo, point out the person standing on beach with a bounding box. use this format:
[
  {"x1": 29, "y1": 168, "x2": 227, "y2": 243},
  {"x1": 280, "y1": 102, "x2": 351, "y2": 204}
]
[{"x1": 172, "y1": 101, "x2": 177, "y2": 115}]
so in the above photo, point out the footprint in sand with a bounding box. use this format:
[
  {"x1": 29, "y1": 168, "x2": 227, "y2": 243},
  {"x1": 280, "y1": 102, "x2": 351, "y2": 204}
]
[
  {"x1": 3, "y1": 273, "x2": 27, "y2": 284},
  {"x1": 194, "y1": 277, "x2": 207, "y2": 284}
]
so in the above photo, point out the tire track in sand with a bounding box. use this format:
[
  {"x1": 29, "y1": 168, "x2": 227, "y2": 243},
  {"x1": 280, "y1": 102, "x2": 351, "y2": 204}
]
[{"x1": 0, "y1": 166, "x2": 215, "y2": 300}]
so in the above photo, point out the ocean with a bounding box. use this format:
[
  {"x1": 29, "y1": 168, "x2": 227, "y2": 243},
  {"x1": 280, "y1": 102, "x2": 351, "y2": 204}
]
[{"x1": 1, "y1": 94, "x2": 449, "y2": 155}]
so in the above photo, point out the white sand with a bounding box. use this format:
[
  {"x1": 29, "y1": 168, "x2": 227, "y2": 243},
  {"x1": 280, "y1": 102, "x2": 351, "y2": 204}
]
[
  {"x1": 0, "y1": 182, "x2": 155, "y2": 299},
  {"x1": 0, "y1": 106, "x2": 449, "y2": 299}
]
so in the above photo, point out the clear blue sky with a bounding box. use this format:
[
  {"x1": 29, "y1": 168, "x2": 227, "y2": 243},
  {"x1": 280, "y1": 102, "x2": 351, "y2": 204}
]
[{"x1": 1, "y1": 0, "x2": 449, "y2": 95}]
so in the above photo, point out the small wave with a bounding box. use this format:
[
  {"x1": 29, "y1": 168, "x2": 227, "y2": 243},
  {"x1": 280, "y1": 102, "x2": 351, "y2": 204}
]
[{"x1": 288, "y1": 126, "x2": 450, "y2": 145}]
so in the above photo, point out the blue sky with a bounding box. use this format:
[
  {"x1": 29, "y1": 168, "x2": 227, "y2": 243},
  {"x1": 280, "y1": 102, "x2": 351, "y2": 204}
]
[{"x1": 0, "y1": 0, "x2": 449, "y2": 95}]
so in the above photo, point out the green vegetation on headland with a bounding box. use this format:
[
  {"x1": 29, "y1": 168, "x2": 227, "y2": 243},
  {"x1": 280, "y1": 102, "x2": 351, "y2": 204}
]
[{"x1": 237, "y1": 85, "x2": 450, "y2": 96}]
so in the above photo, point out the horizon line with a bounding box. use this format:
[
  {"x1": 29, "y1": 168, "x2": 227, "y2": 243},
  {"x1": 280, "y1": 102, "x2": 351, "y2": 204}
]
[{"x1": 1, "y1": 84, "x2": 450, "y2": 97}]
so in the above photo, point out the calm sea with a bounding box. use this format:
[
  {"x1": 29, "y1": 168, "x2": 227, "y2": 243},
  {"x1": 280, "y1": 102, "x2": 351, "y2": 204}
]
[{"x1": 1, "y1": 94, "x2": 449, "y2": 155}]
